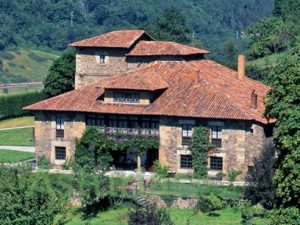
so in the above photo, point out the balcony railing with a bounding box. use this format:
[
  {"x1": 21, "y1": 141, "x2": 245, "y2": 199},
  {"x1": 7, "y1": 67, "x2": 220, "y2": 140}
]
[
  {"x1": 94, "y1": 126, "x2": 159, "y2": 139},
  {"x1": 182, "y1": 136, "x2": 192, "y2": 146}
]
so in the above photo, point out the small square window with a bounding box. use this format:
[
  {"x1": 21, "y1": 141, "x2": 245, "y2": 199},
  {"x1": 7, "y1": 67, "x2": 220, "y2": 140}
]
[
  {"x1": 55, "y1": 147, "x2": 66, "y2": 160},
  {"x1": 99, "y1": 55, "x2": 105, "y2": 64},
  {"x1": 210, "y1": 156, "x2": 223, "y2": 170},
  {"x1": 180, "y1": 155, "x2": 193, "y2": 168}
]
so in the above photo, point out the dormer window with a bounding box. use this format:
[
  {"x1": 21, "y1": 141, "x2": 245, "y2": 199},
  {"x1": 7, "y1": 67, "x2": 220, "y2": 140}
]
[
  {"x1": 113, "y1": 92, "x2": 140, "y2": 103},
  {"x1": 99, "y1": 55, "x2": 106, "y2": 64}
]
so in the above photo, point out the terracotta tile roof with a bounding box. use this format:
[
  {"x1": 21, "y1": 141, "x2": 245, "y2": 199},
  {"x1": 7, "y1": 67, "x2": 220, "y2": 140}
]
[
  {"x1": 127, "y1": 41, "x2": 209, "y2": 56},
  {"x1": 69, "y1": 30, "x2": 152, "y2": 48},
  {"x1": 103, "y1": 68, "x2": 169, "y2": 91},
  {"x1": 24, "y1": 61, "x2": 272, "y2": 124}
]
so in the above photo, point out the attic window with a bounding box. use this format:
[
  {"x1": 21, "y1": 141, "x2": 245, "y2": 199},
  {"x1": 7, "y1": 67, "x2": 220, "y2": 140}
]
[
  {"x1": 113, "y1": 92, "x2": 140, "y2": 103},
  {"x1": 251, "y1": 91, "x2": 258, "y2": 109}
]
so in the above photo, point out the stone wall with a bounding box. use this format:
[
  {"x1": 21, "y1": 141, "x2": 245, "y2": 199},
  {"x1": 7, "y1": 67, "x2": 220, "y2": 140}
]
[
  {"x1": 75, "y1": 48, "x2": 129, "y2": 88},
  {"x1": 34, "y1": 112, "x2": 86, "y2": 166}
]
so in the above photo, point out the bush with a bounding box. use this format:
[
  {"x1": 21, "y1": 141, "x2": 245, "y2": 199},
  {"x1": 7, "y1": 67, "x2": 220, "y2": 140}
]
[
  {"x1": 0, "y1": 91, "x2": 46, "y2": 119},
  {"x1": 77, "y1": 171, "x2": 111, "y2": 218},
  {"x1": 268, "y1": 207, "x2": 300, "y2": 225},
  {"x1": 228, "y1": 169, "x2": 241, "y2": 182},
  {"x1": 0, "y1": 166, "x2": 62, "y2": 225},
  {"x1": 153, "y1": 160, "x2": 169, "y2": 178},
  {"x1": 38, "y1": 155, "x2": 52, "y2": 169},
  {"x1": 128, "y1": 196, "x2": 174, "y2": 225},
  {"x1": 197, "y1": 194, "x2": 223, "y2": 213},
  {"x1": 240, "y1": 201, "x2": 254, "y2": 225}
]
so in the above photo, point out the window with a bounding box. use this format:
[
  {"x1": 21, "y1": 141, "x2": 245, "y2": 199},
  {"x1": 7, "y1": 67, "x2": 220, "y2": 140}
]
[
  {"x1": 180, "y1": 155, "x2": 193, "y2": 168},
  {"x1": 211, "y1": 126, "x2": 222, "y2": 147},
  {"x1": 99, "y1": 55, "x2": 105, "y2": 64},
  {"x1": 210, "y1": 156, "x2": 223, "y2": 170},
  {"x1": 55, "y1": 147, "x2": 66, "y2": 160},
  {"x1": 182, "y1": 124, "x2": 193, "y2": 145},
  {"x1": 56, "y1": 117, "x2": 64, "y2": 138},
  {"x1": 182, "y1": 124, "x2": 193, "y2": 137},
  {"x1": 86, "y1": 114, "x2": 105, "y2": 127},
  {"x1": 113, "y1": 92, "x2": 140, "y2": 103}
]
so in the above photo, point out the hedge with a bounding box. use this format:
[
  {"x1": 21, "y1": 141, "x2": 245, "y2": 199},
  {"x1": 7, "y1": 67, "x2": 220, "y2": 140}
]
[{"x1": 0, "y1": 92, "x2": 46, "y2": 119}]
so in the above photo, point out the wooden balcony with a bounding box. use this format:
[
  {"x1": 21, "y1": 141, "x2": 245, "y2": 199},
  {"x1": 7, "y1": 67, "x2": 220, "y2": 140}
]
[{"x1": 95, "y1": 126, "x2": 159, "y2": 140}]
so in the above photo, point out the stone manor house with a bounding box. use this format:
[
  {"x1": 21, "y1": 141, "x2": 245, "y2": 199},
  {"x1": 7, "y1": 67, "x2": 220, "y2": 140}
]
[{"x1": 25, "y1": 30, "x2": 274, "y2": 179}]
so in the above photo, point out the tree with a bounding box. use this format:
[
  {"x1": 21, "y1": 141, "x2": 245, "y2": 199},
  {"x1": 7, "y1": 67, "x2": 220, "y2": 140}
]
[
  {"x1": 43, "y1": 48, "x2": 75, "y2": 97},
  {"x1": 264, "y1": 55, "x2": 300, "y2": 208},
  {"x1": 247, "y1": 17, "x2": 296, "y2": 58},
  {"x1": 245, "y1": 143, "x2": 276, "y2": 209},
  {"x1": 190, "y1": 126, "x2": 210, "y2": 178},
  {"x1": 0, "y1": 166, "x2": 61, "y2": 225},
  {"x1": 144, "y1": 7, "x2": 191, "y2": 44}
]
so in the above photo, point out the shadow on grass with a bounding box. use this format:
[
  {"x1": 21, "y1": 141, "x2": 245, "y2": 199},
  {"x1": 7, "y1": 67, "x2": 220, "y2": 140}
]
[{"x1": 208, "y1": 212, "x2": 220, "y2": 217}]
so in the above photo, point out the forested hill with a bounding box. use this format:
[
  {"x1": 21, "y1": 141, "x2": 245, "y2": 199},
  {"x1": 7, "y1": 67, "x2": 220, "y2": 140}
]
[{"x1": 1, "y1": 0, "x2": 274, "y2": 52}]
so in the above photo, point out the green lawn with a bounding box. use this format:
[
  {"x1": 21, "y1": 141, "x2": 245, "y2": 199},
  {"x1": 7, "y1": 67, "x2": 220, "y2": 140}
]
[
  {"x1": 0, "y1": 116, "x2": 34, "y2": 129},
  {"x1": 0, "y1": 127, "x2": 35, "y2": 146},
  {"x1": 55, "y1": 207, "x2": 269, "y2": 225},
  {"x1": 0, "y1": 149, "x2": 35, "y2": 163}
]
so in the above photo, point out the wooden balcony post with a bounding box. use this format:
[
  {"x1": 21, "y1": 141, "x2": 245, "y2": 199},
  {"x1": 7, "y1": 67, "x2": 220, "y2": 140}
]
[{"x1": 137, "y1": 155, "x2": 141, "y2": 172}]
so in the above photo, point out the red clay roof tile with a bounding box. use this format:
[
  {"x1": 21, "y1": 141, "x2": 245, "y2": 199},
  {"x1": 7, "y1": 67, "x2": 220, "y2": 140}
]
[
  {"x1": 69, "y1": 30, "x2": 151, "y2": 48},
  {"x1": 24, "y1": 60, "x2": 272, "y2": 124},
  {"x1": 127, "y1": 41, "x2": 209, "y2": 56}
]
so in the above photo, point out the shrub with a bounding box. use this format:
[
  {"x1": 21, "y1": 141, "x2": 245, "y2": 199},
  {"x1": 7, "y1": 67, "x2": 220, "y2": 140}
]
[
  {"x1": 268, "y1": 207, "x2": 300, "y2": 225},
  {"x1": 153, "y1": 160, "x2": 169, "y2": 178},
  {"x1": 228, "y1": 169, "x2": 241, "y2": 182},
  {"x1": 128, "y1": 196, "x2": 174, "y2": 225},
  {"x1": 216, "y1": 172, "x2": 226, "y2": 181},
  {"x1": 0, "y1": 166, "x2": 61, "y2": 225},
  {"x1": 77, "y1": 171, "x2": 111, "y2": 218},
  {"x1": 240, "y1": 201, "x2": 254, "y2": 224},
  {"x1": 38, "y1": 155, "x2": 52, "y2": 169},
  {"x1": 197, "y1": 194, "x2": 223, "y2": 213}
]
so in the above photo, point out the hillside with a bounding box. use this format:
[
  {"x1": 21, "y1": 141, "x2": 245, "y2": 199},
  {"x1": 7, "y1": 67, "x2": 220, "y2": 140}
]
[
  {"x1": 1, "y1": 0, "x2": 274, "y2": 61},
  {"x1": 0, "y1": 48, "x2": 59, "y2": 84}
]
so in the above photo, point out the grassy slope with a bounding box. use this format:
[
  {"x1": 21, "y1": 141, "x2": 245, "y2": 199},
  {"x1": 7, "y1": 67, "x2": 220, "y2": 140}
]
[
  {"x1": 57, "y1": 207, "x2": 268, "y2": 225},
  {"x1": 247, "y1": 51, "x2": 288, "y2": 69},
  {"x1": 0, "y1": 127, "x2": 35, "y2": 146},
  {"x1": 0, "y1": 85, "x2": 43, "y2": 96},
  {"x1": 0, "y1": 149, "x2": 35, "y2": 163},
  {"x1": 1, "y1": 48, "x2": 59, "y2": 82},
  {"x1": 0, "y1": 116, "x2": 34, "y2": 129}
]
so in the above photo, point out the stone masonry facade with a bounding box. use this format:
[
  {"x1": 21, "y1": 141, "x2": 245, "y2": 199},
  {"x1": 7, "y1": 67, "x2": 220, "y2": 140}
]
[{"x1": 34, "y1": 111, "x2": 270, "y2": 180}]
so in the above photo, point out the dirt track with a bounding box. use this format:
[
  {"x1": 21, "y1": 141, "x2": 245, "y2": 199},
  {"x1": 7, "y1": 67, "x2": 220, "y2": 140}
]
[{"x1": 0, "y1": 82, "x2": 43, "y2": 89}]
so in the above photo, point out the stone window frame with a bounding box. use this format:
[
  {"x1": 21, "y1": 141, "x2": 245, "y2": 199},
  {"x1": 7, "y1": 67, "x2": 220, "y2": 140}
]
[
  {"x1": 56, "y1": 117, "x2": 64, "y2": 138},
  {"x1": 99, "y1": 54, "x2": 106, "y2": 64},
  {"x1": 208, "y1": 121, "x2": 224, "y2": 148},
  {"x1": 55, "y1": 146, "x2": 66, "y2": 160},
  {"x1": 210, "y1": 156, "x2": 223, "y2": 171},
  {"x1": 180, "y1": 154, "x2": 193, "y2": 169},
  {"x1": 179, "y1": 120, "x2": 195, "y2": 147}
]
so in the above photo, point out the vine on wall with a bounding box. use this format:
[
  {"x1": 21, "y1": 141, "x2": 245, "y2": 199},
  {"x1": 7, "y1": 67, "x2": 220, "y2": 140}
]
[{"x1": 190, "y1": 126, "x2": 211, "y2": 178}]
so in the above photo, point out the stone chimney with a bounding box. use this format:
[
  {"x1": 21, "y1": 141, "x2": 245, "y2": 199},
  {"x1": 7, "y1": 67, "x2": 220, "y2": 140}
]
[
  {"x1": 238, "y1": 55, "x2": 245, "y2": 80},
  {"x1": 250, "y1": 90, "x2": 258, "y2": 109}
]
